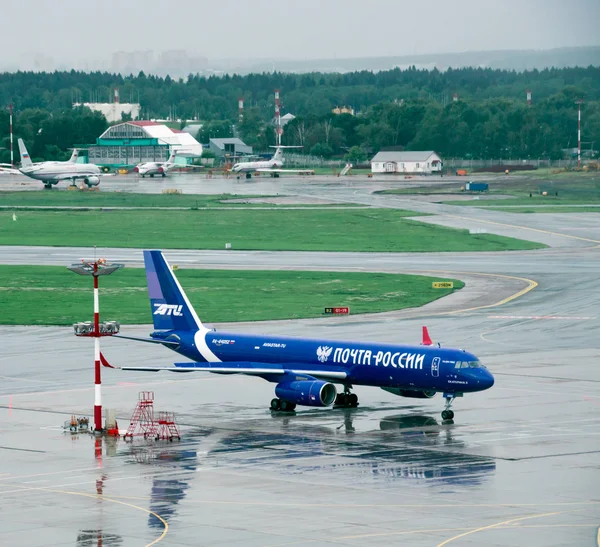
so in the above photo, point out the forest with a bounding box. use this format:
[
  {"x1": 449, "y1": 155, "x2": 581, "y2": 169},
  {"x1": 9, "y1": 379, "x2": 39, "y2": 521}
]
[{"x1": 0, "y1": 66, "x2": 598, "y2": 162}]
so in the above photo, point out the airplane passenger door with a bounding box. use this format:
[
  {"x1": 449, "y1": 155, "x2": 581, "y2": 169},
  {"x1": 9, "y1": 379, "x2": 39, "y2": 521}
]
[{"x1": 431, "y1": 357, "x2": 440, "y2": 378}]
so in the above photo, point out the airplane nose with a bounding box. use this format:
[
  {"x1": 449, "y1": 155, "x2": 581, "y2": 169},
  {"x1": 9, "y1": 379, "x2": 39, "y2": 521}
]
[{"x1": 483, "y1": 371, "x2": 495, "y2": 390}]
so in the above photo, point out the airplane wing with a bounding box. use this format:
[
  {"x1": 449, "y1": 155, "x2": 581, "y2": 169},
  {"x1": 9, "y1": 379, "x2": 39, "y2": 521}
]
[
  {"x1": 256, "y1": 169, "x2": 314, "y2": 175},
  {"x1": 0, "y1": 166, "x2": 20, "y2": 175},
  {"x1": 105, "y1": 360, "x2": 347, "y2": 380},
  {"x1": 52, "y1": 173, "x2": 115, "y2": 181}
]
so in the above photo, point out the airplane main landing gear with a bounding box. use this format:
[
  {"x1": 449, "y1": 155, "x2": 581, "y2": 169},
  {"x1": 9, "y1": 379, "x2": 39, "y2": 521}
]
[
  {"x1": 270, "y1": 398, "x2": 296, "y2": 412},
  {"x1": 245, "y1": 173, "x2": 252, "y2": 179},
  {"x1": 441, "y1": 394, "x2": 455, "y2": 421},
  {"x1": 334, "y1": 386, "x2": 359, "y2": 408}
]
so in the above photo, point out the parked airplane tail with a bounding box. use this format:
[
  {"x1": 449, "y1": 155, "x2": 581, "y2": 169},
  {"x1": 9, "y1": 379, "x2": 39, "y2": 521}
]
[
  {"x1": 144, "y1": 250, "x2": 203, "y2": 332},
  {"x1": 18, "y1": 139, "x2": 33, "y2": 167},
  {"x1": 268, "y1": 145, "x2": 301, "y2": 165},
  {"x1": 166, "y1": 150, "x2": 177, "y2": 164},
  {"x1": 68, "y1": 149, "x2": 79, "y2": 163},
  {"x1": 271, "y1": 146, "x2": 284, "y2": 164}
]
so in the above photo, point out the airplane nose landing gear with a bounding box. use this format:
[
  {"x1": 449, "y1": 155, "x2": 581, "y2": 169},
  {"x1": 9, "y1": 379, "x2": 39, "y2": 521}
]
[{"x1": 441, "y1": 393, "x2": 462, "y2": 421}]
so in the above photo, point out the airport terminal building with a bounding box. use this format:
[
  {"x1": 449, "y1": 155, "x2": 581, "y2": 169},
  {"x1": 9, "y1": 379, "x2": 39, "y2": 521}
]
[{"x1": 83, "y1": 121, "x2": 203, "y2": 168}]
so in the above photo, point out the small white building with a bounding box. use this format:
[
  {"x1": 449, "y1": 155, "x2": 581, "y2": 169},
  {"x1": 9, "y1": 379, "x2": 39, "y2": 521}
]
[{"x1": 371, "y1": 151, "x2": 443, "y2": 174}]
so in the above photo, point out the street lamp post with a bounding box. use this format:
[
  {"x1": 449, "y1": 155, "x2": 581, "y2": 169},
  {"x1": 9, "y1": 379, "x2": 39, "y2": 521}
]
[
  {"x1": 68, "y1": 258, "x2": 124, "y2": 433},
  {"x1": 9, "y1": 104, "x2": 13, "y2": 168},
  {"x1": 575, "y1": 99, "x2": 584, "y2": 169}
]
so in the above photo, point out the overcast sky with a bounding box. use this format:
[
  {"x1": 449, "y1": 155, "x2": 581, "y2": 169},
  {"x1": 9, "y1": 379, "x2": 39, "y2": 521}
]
[{"x1": 7, "y1": 0, "x2": 600, "y2": 63}]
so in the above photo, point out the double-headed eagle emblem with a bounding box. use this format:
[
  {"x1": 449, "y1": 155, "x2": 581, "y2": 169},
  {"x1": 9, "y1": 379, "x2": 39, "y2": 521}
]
[{"x1": 316, "y1": 346, "x2": 333, "y2": 363}]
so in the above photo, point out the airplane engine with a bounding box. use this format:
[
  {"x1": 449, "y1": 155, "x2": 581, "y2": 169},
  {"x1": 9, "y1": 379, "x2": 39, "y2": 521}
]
[
  {"x1": 275, "y1": 380, "x2": 337, "y2": 407},
  {"x1": 381, "y1": 387, "x2": 437, "y2": 399},
  {"x1": 84, "y1": 176, "x2": 100, "y2": 187}
]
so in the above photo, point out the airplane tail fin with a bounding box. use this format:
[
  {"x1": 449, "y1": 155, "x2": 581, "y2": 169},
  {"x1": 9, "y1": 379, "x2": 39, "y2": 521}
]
[
  {"x1": 166, "y1": 150, "x2": 177, "y2": 164},
  {"x1": 421, "y1": 326, "x2": 433, "y2": 346},
  {"x1": 143, "y1": 250, "x2": 203, "y2": 332},
  {"x1": 271, "y1": 146, "x2": 284, "y2": 164},
  {"x1": 68, "y1": 149, "x2": 79, "y2": 163},
  {"x1": 18, "y1": 139, "x2": 32, "y2": 167}
]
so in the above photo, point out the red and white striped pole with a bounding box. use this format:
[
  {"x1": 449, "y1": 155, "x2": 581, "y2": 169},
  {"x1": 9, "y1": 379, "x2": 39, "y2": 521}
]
[
  {"x1": 93, "y1": 262, "x2": 102, "y2": 432},
  {"x1": 9, "y1": 104, "x2": 13, "y2": 167},
  {"x1": 69, "y1": 258, "x2": 122, "y2": 435}
]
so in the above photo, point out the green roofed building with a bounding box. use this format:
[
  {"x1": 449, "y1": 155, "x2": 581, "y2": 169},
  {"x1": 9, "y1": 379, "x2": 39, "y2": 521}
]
[{"x1": 78, "y1": 121, "x2": 203, "y2": 168}]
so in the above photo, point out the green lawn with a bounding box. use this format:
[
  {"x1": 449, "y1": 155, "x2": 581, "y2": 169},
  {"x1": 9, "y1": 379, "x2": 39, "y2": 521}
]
[
  {"x1": 0, "y1": 209, "x2": 544, "y2": 251},
  {"x1": 0, "y1": 266, "x2": 464, "y2": 325},
  {"x1": 377, "y1": 175, "x2": 600, "y2": 209},
  {"x1": 443, "y1": 196, "x2": 600, "y2": 207},
  {"x1": 0, "y1": 191, "x2": 275, "y2": 208}
]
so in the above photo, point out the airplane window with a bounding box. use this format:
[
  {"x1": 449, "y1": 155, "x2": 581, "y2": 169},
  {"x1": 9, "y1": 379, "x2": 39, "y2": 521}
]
[
  {"x1": 461, "y1": 362, "x2": 469, "y2": 368},
  {"x1": 455, "y1": 362, "x2": 461, "y2": 368},
  {"x1": 468, "y1": 361, "x2": 484, "y2": 368}
]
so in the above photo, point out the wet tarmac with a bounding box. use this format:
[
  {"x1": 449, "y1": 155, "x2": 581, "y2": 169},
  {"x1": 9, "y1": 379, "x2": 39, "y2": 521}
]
[
  {"x1": 1, "y1": 311, "x2": 599, "y2": 547},
  {"x1": 0, "y1": 174, "x2": 599, "y2": 546}
]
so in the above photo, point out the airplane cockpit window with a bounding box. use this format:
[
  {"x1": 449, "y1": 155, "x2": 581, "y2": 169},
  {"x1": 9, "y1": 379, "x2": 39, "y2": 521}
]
[{"x1": 455, "y1": 361, "x2": 485, "y2": 369}]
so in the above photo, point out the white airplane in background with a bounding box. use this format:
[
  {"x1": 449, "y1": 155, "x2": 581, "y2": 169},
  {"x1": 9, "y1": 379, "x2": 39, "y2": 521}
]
[
  {"x1": 3, "y1": 139, "x2": 107, "y2": 189},
  {"x1": 134, "y1": 151, "x2": 178, "y2": 178},
  {"x1": 0, "y1": 162, "x2": 20, "y2": 175},
  {"x1": 231, "y1": 146, "x2": 314, "y2": 179}
]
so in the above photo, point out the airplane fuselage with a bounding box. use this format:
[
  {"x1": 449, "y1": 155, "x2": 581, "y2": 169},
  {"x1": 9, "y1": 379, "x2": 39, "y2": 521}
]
[
  {"x1": 135, "y1": 160, "x2": 176, "y2": 177},
  {"x1": 20, "y1": 162, "x2": 101, "y2": 184},
  {"x1": 136, "y1": 163, "x2": 166, "y2": 176},
  {"x1": 232, "y1": 160, "x2": 281, "y2": 173},
  {"x1": 150, "y1": 329, "x2": 494, "y2": 395}
]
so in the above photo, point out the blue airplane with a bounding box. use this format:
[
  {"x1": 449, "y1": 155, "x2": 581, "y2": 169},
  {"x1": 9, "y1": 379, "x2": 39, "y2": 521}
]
[{"x1": 107, "y1": 250, "x2": 494, "y2": 421}]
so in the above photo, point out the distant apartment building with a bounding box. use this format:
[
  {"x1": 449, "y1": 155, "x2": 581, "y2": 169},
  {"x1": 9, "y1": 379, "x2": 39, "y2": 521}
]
[{"x1": 332, "y1": 106, "x2": 355, "y2": 115}]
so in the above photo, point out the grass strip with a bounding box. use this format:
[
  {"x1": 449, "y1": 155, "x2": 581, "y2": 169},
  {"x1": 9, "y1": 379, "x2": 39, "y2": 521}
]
[
  {"x1": 0, "y1": 209, "x2": 544, "y2": 252},
  {"x1": 0, "y1": 266, "x2": 464, "y2": 325}
]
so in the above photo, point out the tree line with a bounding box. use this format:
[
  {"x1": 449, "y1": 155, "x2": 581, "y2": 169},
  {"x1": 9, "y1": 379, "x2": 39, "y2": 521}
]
[{"x1": 0, "y1": 66, "x2": 598, "y2": 162}]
